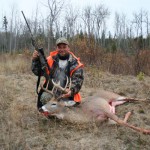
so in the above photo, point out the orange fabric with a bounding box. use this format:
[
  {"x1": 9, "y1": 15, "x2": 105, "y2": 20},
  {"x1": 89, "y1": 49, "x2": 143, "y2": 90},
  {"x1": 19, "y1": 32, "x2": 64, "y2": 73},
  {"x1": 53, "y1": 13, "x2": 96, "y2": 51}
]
[
  {"x1": 74, "y1": 93, "x2": 81, "y2": 102},
  {"x1": 47, "y1": 56, "x2": 54, "y2": 68},
  {"x1": 46, "y1": 51, "x2": 59, "y2": 74},
  {"x1": 46, "y1": 50, "x2": 83, "y2": 102}
]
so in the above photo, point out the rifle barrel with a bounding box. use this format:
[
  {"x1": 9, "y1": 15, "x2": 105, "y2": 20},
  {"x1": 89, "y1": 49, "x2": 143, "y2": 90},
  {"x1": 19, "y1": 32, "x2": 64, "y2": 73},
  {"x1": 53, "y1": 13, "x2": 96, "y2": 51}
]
[{"x1": 21, "y1": 11, "x2": 34, "y2": 38}]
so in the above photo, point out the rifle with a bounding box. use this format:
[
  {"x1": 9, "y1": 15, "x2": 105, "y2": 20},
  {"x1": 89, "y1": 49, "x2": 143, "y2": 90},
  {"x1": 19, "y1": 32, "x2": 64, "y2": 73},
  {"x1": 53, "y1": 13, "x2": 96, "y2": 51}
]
[{"x1": 21, "y1": 11, "x2": 53, "y2": 93}]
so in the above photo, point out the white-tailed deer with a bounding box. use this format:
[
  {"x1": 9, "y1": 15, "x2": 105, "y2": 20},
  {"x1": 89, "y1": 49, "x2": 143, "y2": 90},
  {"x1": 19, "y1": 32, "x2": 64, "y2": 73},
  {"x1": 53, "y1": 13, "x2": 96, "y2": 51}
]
[{"x1": 40, "y1": 78, "x2": 150, "y2": 134}]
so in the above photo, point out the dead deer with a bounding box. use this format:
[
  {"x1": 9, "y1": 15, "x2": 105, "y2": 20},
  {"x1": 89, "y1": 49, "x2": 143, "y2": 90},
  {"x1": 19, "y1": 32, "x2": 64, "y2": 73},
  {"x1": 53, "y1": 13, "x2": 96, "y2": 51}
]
[{"x1": 39, "y1": 78, "x2": 150, "y2": 134}]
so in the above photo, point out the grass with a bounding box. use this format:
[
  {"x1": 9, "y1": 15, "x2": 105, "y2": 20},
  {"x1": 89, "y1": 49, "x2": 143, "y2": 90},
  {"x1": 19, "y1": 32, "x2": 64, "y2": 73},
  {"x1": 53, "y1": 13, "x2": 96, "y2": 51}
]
[
  {"x1": 0, "y1": 53, "x2": 31, "y2": 74},
  {"x1": 0, "y1": 53, "x2": 150, "y2": 150}
]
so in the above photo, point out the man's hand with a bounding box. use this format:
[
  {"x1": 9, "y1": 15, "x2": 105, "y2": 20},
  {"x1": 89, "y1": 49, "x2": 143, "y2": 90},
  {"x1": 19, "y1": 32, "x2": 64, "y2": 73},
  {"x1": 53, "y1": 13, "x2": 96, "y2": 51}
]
[
  {"x1": 32, "y1": 50, "x2": 39, "y2": 60},
  {"x1": 62, "y1": 88, "x2": 72, "y2": 98}
]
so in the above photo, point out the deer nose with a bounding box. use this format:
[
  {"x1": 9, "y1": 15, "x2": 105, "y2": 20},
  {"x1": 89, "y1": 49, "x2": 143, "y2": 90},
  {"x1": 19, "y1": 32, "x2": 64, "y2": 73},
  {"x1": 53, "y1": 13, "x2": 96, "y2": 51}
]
[
  {"x1": 38, "y1": 106, "x2": 50, "y2": 117},
  {"x1": 39, "y1": 108, "x2": 44, "y2": 113},
  {"x1": 41, "y1": 106, "x2": 49, "y2": 112}
]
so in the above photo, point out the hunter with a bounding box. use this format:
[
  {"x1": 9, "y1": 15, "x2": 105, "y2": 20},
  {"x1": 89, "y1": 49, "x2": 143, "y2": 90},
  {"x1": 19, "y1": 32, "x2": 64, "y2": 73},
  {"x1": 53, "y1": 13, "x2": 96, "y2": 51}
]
[{"x1": 32, "y1": 37, "x2": 84, "y2": 112}]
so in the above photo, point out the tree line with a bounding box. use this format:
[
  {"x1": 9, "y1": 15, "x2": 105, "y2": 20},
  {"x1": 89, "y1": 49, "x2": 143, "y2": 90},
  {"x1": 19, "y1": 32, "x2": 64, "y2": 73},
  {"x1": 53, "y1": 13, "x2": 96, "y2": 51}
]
[{"x1": 0, "y1": 0, "x2": 150, "y2": 75}]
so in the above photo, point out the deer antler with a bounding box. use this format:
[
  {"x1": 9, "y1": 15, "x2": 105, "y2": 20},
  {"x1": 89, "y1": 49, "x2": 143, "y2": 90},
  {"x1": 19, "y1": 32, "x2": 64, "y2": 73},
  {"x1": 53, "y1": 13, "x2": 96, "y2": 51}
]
[
  {"x1": 40, "y1": 85, "x2": 54, "y2": 96},
  {"x1": 40, "y1": 76, "x2": 72, "y2": 101},
  {"x1": 52, "y1": 76, "x2": 71, "y2": 93}
]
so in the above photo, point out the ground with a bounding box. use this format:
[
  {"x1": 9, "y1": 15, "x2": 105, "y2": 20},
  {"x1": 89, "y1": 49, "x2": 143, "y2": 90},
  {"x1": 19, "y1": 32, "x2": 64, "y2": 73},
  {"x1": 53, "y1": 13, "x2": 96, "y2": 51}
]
[{"x1": 0, "y1": 54, "x2": 150, "y2": 150}]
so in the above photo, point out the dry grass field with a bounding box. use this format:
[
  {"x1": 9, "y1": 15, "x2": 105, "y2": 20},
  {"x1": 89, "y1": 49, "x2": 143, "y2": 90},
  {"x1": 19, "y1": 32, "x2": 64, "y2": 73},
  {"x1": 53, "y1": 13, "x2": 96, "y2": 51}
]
[{"x1": 0, "y1": 54, "x2": 150, "y2": 150}]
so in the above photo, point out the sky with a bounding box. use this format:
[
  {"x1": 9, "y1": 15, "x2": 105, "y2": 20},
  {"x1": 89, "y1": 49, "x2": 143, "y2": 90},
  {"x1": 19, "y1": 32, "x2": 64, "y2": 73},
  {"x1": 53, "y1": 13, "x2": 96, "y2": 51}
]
[
  {"x1": 1, "y1": 0, "x2": 150, "y2": 33},
  {"x1": 1, "y1": 0, "x2": 149, "y2": 16}
]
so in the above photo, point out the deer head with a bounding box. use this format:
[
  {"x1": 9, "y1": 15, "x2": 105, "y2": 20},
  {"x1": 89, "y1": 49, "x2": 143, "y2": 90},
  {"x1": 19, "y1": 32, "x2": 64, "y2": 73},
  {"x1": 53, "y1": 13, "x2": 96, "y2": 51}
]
[{"x1": 39, "y1": 76, "x2": 72, "y2": 115}]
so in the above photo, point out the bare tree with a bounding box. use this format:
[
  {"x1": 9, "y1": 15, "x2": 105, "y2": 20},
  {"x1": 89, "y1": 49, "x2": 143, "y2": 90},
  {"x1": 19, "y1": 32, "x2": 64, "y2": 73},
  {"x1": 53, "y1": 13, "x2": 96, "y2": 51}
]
[
  {"x1": 145, "y1": 12, "x2": 149, "y2": 36},
  {"x1": 43, "y1": 0, "x2": 64, "y2": 51},
  {"x1": 82, "y1": 6, "x2": 95, "y2": 37},
  {"x1": 13, "y1": 11, "x2": 19, "y2": 52},
  {"x1": 65, "y1": 5, "x2": 78, "y2": 38},
  {"x1": 132, "y1": 10, "x2": 146, "y2": 38},
  {"x1": 33, "y1": 5, "x2": 39, "y2": 36},
  {"x1": 9, "y1": 5, "x2": 15, "y2": 53},
  {"x1": 94, "y1": 4, "x2": 110, "y2": 45},
  {"x1": 144, "y1": 11, "x2": 150, "y2": 48},
  {"x1": 114, "y1": 12, "x2": 120, "y2": 38}
]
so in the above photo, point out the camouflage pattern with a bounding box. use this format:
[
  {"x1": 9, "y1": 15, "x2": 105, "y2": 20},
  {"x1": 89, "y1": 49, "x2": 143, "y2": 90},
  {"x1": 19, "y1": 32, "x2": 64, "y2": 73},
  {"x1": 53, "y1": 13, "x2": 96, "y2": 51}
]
[{"x1": 56, "y1": 37, "x2": 69, "y2": 45}]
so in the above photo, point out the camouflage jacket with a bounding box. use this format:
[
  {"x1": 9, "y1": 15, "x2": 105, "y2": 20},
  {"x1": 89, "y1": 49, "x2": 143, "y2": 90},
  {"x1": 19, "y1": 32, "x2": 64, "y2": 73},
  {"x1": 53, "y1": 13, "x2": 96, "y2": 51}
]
[{"x1": 31, "y1": 52, "x2": 84, "y2": 96}]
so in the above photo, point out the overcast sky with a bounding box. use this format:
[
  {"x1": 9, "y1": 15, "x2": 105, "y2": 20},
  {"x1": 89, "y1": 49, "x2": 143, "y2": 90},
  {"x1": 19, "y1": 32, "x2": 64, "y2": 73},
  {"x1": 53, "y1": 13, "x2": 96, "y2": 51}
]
[
  {"x1": 1, "y1": 0, "x2": 150, "y2": 33},
  {"x1": 1, "y1": 0, "x2": 149, "y2": 15}
]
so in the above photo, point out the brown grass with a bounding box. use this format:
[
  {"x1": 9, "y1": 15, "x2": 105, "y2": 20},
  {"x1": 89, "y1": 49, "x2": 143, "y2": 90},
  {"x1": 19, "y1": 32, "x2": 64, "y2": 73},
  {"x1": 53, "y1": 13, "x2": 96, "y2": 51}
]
[
  {"x1": 0, "y1": 54, "x2": 150, "y2": 150},
  {"x1": 0, "y1": 53, "x2": 31, "y2": 74}
]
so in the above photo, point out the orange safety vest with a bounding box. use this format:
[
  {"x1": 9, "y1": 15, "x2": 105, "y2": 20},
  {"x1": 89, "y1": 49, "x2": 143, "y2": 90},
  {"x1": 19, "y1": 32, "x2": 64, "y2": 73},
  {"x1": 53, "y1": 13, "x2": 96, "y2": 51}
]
[{"x1": 46, "y1": 50, "x2": 84, "y2": 102}]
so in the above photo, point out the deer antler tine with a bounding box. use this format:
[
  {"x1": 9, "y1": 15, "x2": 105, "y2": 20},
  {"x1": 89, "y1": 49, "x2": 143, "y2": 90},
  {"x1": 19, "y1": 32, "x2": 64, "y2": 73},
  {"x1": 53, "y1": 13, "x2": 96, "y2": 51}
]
[
  {"x1": 52, "y1": 79, "x2": 57, "y2": 86},
  {"x1": 58, "y1": 80, "x2": 61, "y2": 86},
  {"x1": 64, "y1": 76, "x2": 69, "y2": 90},
  {"x1": 52, "y1": 79, "x2": 59, "y2": 87},
  {"x1": 68, "y1": 77, "x2": 72, "y2": 90},
  {"x1": 52, "y1": 79, "x2": 65, "y2": 92},
  {"x1": 46, "y1": 80, "x2": 49, "y2": 89},
  {"x1": 40, "y1": 84, "x2": 54, "y2": 96}
]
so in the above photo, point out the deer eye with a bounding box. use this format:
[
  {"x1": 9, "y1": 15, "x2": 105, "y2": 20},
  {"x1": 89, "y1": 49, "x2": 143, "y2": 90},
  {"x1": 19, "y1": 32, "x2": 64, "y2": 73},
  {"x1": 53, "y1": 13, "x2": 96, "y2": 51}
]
[{"x1": 51, "y1": 103, "x2": 57, "y2": 108}]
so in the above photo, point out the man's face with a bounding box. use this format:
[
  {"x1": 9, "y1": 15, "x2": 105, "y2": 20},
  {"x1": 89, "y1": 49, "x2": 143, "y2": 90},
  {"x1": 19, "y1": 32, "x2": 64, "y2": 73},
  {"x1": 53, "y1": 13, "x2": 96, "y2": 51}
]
[{"x1": 57, "y1": 43, "x2": 70, "y2": 56}]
